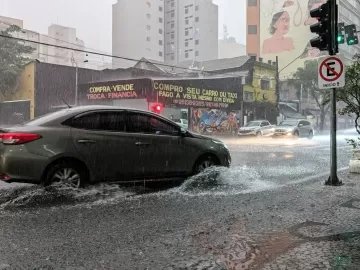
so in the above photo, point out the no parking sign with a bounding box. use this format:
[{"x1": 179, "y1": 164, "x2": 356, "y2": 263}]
[{"x1": 318, "y1": 55, "x2": 345, "y2": 89}]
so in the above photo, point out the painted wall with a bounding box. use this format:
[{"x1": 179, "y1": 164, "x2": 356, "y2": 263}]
[
  {"x1": 5, "y1": 62, "x2": 35, "y2": 119},
  {"x1": 243, "y1": 62, "x2": 277, "y2": 104}
]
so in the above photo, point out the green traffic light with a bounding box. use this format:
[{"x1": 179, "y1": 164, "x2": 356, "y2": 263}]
[
  {"x1": 348, "y1": 39, "x2": 355, "y2": 45},
  {"x1": 337, "y1": 35, "x2": 345, "y2": 44}
]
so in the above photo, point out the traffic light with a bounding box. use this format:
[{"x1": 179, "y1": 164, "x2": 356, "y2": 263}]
[
  {"x1": 150, "y1": 103, "x2": 163, "y2": 114},
  {"x1": 337, "y1": 22, "x2": 345, "y2": 44},
  {"x1": 309, "y1": 2, "x2": 331, "y2": 51},
  {"x1": 344, "y1": 24, "x2": 358, "y2": 45}
]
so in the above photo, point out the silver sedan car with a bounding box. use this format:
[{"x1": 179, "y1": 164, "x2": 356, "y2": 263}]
[
  {"x1": 0, "y1": 106, "x2": 231, "y2": 188},
  {"x1": 273, "y1": 119, "x2": 315, "y2": 139}
]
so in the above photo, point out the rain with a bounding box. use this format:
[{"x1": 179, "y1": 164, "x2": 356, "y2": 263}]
[{"x1": 1, "y1": 0, "x2": 360, "y2": 269}]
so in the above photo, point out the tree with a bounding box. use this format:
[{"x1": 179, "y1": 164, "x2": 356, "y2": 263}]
[
  {"x1": 0, "y1": 25, "x2": 35, "y2": 97},
  {"x1": 334, "y1": 54, "x2": 360, "y2": 134},
  {"x1": 290, "y1": 60, "x2": 330, "y2": 131}
]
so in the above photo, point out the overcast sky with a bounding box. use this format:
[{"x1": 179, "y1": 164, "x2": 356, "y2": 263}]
[{"x1": 0, "y1": 0, "x2": 246, "y2": 55}]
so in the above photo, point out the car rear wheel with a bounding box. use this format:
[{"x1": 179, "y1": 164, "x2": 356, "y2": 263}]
[
  {"x1": 44, "y1": 161, "x2": 87, "y2": 188},
  {"x1": 294, "y1": 131, "x2": 299, "y2": 138},
  {"x1": 256, "y1": 131, "x2": 262, "y2": 137},
  {"x1": 193, "y1": 155, "x2": 218, "y2": 174}
]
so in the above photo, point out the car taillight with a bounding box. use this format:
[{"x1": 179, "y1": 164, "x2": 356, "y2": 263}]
[{"x1": 0, "y1": 133, "x2": 41, "y2": 145}]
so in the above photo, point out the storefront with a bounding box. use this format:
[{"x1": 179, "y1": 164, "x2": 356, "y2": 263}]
[{"x1": 79, "y1": 76, "x2": 243, "y2": 134}]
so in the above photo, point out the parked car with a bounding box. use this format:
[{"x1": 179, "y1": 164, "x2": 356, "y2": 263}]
[
  {"x1": 174, "y1": 118, "x2": 188, "y2": 129},
  {"x1": 0, "y1": 106, "x2": 231, "y2": 188},
  {"x1": 238, "y1": 120, "x2": 275, "y2": 137},
  {"x1": 273, "y1": 119, "x2": 314, "y2": 139}
]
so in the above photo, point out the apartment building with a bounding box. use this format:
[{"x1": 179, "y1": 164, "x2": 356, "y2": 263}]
[
  {"x1": 112, "y1": 0, "x2": 218, "y2": 68},
  {"x1": 0, "y1": 16, "x2": 86, "y2": 67}
]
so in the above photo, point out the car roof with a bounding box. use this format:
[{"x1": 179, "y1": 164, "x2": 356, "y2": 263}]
[{"x1": 22, "y1": 105, "x2": 172, "y2": 127}]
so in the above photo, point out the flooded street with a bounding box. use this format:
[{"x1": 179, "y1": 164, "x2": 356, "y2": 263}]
[{"x1": 0, "y1": 135, "x2": 358, "y2": 269}]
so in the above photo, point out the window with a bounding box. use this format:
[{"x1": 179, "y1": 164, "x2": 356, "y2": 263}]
[
  {"x1": 159, "y1": 6, "x2": 163, "y2": 11},
  {"x1": 159, "y1": 51, "x2": 163, "y2": 56},
  {"x1": 195, "y1": 39, "x2": 199, "y2": 45},
  {"x1": 248, "y1": 25, "x2": 257, "y2": 35},
  {"x1": 159, "y1": 40, "x2": 163, "y2": 45},
  {"x1": 185, "y1": 29, "x2": 189, "y2": 36},
  {"x1": 146, "y1": 25, "x2": 151, "y2": 30},
  {"x1": 185, "y1": 8, "x2": 189, "y2": 14},
  {"x1": 185, "y1": 52, "x2": 189, "y2": 58},
  {"x1": 195, "y1": 51, "x2": 199, "y2": 56},
  {"x1": 171, "y1": 2, "x2": 175, "y2": 7},
  {"x1": 171, "y1": 12, "x2": 175, "y2": 18},
  {"x1": 146, "y1": 13, "x2": 151, "y2": 19},
  {"x1": 185, "y1": 19, "x2": 189, "y2": 25},
  {"x1": 185, "y1": 41, "x2": 189, "y2": 47},
  {"x1": 171, "y1": 23, "x2": 174, "y2": 28},
  {"x1": 244, "y1": 92, "x2": 254, "y2": 101},
  {"x1": 260, "y1": 79, "x2": 270, "y2": 90},
  {"x1": 171, "y1": 33, "x2": 175, "y2": 39},
  {"x1": 159, "y1": 17, "x2": 163, "y2": 23},
  {"x1": 195, "y1": 17, "x2": 199, "y2": 22},
  {"x1": 159, "y1": 29, "x2": 163, "y2": 34},
  {"x1": 147, "y1": 37, "x2": 151, "y2": 42},
  {"x1": 66, "y1": 111, "x2": 126, "y2": 132},
  {"x1": 171, "y1": 55, "x2": 175, "y2": 60},
  {"x1": 248, "y1": 0, "x2": 257, "y2": 6},
  {"x1": 127, "y1": 113, "x2": 179, "y2": 136},
  {"x1": 146, "y1": 2, "x2": 151, "y2": 8},
  {"x1": 195, "y1": 5, "x2": 199, "y2": 11},
  {"x1": 261, "y1": 121, "x2": 269, "y2": 127}
]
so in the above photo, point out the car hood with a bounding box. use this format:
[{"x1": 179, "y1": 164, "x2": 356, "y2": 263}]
[
  {"x1": 187, "y1": 130, "x2": 221, "y2": 142},
  {"x1": 276, "y1": 126, "x2": 296, "y2": 130},
  {"x1": 239, "y1": 126, "x2": 259, "y2": 130}
]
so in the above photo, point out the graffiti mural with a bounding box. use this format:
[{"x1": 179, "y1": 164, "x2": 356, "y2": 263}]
[{"x1": 190, "y1": 108, "x2": 239, "y2": 135}]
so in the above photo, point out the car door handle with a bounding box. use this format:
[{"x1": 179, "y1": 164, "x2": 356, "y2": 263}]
[
  {"x1": 135, "y1": 142, "x2": 150, "y2": 147},
  {"x1": 77, "y1": 139, "x2": 96, "y2": 144}
]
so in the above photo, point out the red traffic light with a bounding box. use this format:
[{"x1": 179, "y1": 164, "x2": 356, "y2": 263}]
[{"x1": 151, "y1": 103, "x2": 163, "y2": 114}]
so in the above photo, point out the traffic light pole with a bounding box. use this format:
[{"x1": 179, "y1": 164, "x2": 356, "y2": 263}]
[{"x1": 325, "y1": 1, "x2": 342, "y2": 186}]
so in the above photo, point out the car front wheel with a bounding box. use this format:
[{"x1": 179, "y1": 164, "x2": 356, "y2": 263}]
[{"x1": 193, "y1": 155, "x2": 218, "y2": 174}]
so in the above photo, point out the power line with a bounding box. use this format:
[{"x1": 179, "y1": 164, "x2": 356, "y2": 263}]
[{"x1": 0, "y1": 33, "x2": 201, "y2": 73}]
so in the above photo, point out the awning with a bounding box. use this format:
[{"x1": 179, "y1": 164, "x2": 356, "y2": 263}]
[{"x1": 279, "y1": 103, "x2": 306, "y2": 119}]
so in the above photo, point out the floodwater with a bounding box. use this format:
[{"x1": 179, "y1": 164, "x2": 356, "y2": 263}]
[{"x1": 0, "y1": 166, "x2": 277, "y2": 210}]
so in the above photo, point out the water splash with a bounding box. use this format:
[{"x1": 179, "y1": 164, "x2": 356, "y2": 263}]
[{"x1": 172, "y1": 165, "x2": 278, "y2": 196}]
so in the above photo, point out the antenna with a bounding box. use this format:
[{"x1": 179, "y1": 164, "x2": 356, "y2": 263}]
[{"x1": 61, "y1": 98, "x2": 71, "y2": 108}]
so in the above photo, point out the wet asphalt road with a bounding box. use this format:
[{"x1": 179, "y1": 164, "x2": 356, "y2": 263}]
[{"x1": 0, "y1": 133, "x2": 356, "y2": 269}]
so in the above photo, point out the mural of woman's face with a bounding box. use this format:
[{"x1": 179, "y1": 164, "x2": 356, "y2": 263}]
[
  {"x1": 274, "y1": 11, "x2": 290, "y2": 35},
  {"x1": 308, "y1": 47, "x2": 320, "y2": 57}
]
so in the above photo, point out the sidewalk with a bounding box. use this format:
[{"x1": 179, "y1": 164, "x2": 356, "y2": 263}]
[{"x1": 168, "y1": 171, "x2": 360, "y2": 270}]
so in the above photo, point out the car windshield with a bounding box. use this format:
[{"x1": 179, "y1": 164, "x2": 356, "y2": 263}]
[
  {"x1": 182, "y1": 119, "x2": 188, "y2": 125},
  {"x1": 246, "y1": 121, "x2": 261, "y2": 127},
  {"x1": 279, "y1": 120, "x2": 299, "y2": 127}
]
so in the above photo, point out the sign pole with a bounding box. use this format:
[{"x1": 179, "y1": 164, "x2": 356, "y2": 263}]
[{"x1": 325, "y1": 1, "x2": 342, "y2": 186}]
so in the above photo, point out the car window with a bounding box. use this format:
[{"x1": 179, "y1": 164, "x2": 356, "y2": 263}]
[
  {"x1": 174, "y1": 119, "x2": 181, "y2": 123},
  {"x1": 261, "y1": 121, "x2": 269, "y2": 126},
  {"x1": 182, "y1": 119, "x2": 188, "y2": 125},
  {"x1": 67, "y1": 111, "x2": 126, "y2": 132},
  {"x1": 128, "y1": 113, "x2": 179, "y2": 136}
]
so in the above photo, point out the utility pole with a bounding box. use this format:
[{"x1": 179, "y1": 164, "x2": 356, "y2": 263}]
[
  {"x1": 71, "y1": 53, "x2": 78, "y2": 106},
  {"x1": 309, "y1": 0, "x2": 341, "y2": 186},
  {"x1": 326, "y1": 1, "x2": 341, "y2": 186}
]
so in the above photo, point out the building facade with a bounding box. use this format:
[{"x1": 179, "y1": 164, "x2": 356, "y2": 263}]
[
  {"x1": 112, "y1": 0, "x2": 218, "y2": 69},
  {"x1": 0, "y1": 16, "x2": 86, "y2": 68},
  {"x1": 246, "y1": 0, "x2": 360, "y2": 77}
]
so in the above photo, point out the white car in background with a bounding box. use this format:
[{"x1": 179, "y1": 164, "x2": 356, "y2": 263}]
[
  {"x1": 174, "y1": 119, "x2": 188, "y2": 129},
  {"x1": 238, "y1": 120, "x2": 275, "y2": 137}
]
